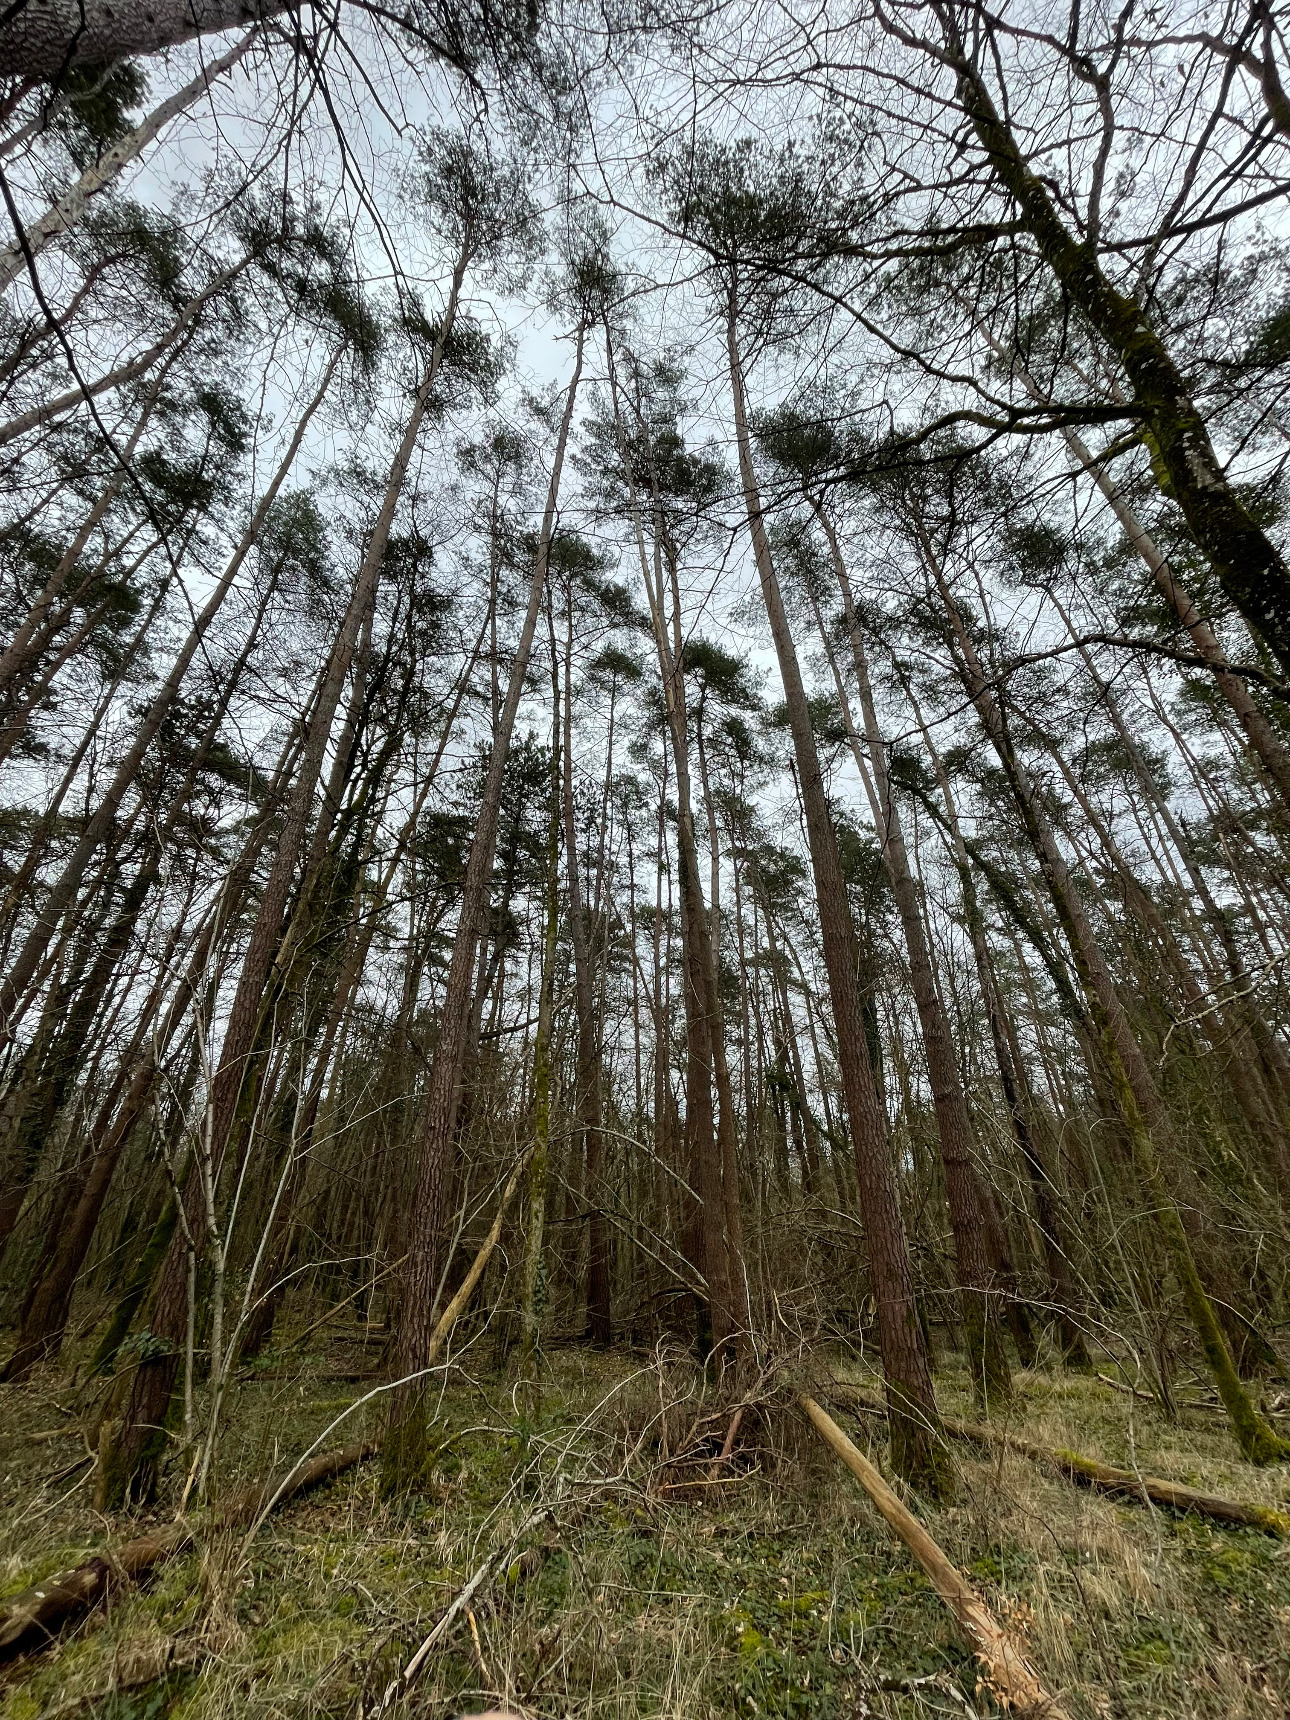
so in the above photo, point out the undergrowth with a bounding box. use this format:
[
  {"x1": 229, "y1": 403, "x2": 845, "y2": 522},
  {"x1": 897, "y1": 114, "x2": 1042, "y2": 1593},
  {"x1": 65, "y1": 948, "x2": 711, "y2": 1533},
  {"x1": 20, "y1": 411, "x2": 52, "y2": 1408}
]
[{"x1": 2, "y1": 1321, "x2": 1289, "y2": 1719}]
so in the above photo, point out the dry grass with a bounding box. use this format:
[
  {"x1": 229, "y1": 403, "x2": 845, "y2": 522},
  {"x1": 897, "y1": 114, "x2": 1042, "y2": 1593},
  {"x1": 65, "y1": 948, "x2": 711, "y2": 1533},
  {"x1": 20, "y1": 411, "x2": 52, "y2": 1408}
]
[{"x1": 3, "y1": 1326, "x2": 1290, "y2": 1719}]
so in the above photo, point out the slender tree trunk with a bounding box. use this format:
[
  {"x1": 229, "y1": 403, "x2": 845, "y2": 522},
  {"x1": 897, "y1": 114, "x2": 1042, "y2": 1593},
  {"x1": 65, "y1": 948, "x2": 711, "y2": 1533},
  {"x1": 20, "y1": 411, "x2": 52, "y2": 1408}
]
[
  {"x1": 604, "y1": 343, "x2": 747, "y2": 1357},
  {"x1": 0, "y1": 350, "x2": 176, "y2": 703},
  {"x1": 982, "y1": 328, "x2": 1290, "y2": 813},
  {"x1": 520, "y1": 623, "x2": 562, "y2": 1386},
  {"x1": 814, "y1": 526, "x2": 1011, "y2": 1404},
  {"x1": 383, "y1": 323, "x2": 586, "y2": 1492},
  {"x1": 930, "y1": 552, "x2": 1288, "y2": 1463},
  {"x1": 562, "y1": 592, "x2": 611, "y2": 1344},
  {"x1": 0, "y1": 260, "x2": 247, "y2": 448},
  {"x1": 912, "y1": 700, "x2": 1092, "y2": 1368},
  {"x1": 95, "y1": 311, "x2": 445, "y2": 1506},
  {"x1": 0, "y1": 31, "x2": 258, "y2": 291},
  {"x1": 0, "y1": 349, "x2": 339, "y2": 1050},
  {"x1": 726, "y1": 296, "x2": 946, "y2": 1489}
]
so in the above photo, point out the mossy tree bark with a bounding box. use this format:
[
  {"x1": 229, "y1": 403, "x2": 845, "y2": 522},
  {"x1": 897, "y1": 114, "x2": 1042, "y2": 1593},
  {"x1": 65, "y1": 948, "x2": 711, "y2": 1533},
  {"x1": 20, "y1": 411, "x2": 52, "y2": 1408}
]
[
  {"x1": 936, "y1": 14, "x2": 1290, "y2": 676},
  {"x1": 931, "y1": 551, "x2": 1289, "y2": 1464}
]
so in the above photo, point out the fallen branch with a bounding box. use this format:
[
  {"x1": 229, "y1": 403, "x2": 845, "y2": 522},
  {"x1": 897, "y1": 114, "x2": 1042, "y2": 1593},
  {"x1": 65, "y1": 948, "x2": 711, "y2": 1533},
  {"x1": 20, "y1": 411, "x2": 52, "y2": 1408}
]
[
  {"x1": 239, "y1": 1368, "x2": 380, "y2": 1384},
  {"x1": 828, "y1": 1380, "x2": 1290, "y2": 1536},
  {"x1": 799, "y1": 1393, "x2": 1071, "y2": 1720},
  {"x1": 425, "y1": 1149, "x2": 531, "y2": 1359},
  {"x1": 215, "y1": 1439, "x2": 378, "y2": 1529},
  {"x1": 0, "y1": 1440, "x2": 374, "y2": 1663},
  {"x1": 1097, "y1": 1370, "x2": 1288, "y2": 1421},
  {"x1": 373, "y1": 1499, "x2": 557, "y2": 1714},
  {"x1": 278, "y1": 1253, "x2": 407, "y2": 1354},
  {"x1": 1, "y1": 1158, "x2": 531, "y2": 1666}
]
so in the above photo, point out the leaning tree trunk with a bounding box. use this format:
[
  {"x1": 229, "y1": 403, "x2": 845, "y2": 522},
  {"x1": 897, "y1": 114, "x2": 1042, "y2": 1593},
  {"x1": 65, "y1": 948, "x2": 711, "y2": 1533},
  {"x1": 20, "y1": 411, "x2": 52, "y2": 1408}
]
[
  {"x1": 817, "y1": 525, "x2": 1012, "y2": 1405},
  {"x1": 7, "y1": 686, "x2": 303, "y2": 1379},
  {"x1": 0, "y1": 349, "x2": 338, "y2": 1052},
  {"x1": 1, "y1": 0, "x2": 286, "y2": 79},
  {"x1": 980, "y1": 325, "x2": 1290, "y2": 816},
  {"x1": 931, "y1": 556, "x2": 1288, "y2": 1465},
  {"x1": 0, "y1": 258, "x2": 248, "y2": 449},
  {"x1": 0, "y1": 351, "x2": 175, "y2": 707},
  {"x1": 918, "y1": 723, "x2": 1091, "y2": 1370},
  {"x1": 94, "y1": 312, "x2": 440, "y2": 1507},
  {"x1": 0, "y1": 30, "x2": 258, "y2": 290},
  {"x1": 943, "y1": 18, "x2": 1290, "y2": 674}
]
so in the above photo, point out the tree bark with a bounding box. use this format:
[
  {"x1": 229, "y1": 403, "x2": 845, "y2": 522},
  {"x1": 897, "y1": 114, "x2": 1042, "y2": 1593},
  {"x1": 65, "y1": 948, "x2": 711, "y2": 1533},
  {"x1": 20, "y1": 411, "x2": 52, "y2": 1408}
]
[
  {"x1": 940, "y1": 16, "x2": 1290, "y2": 674},
  {"x1": 0, "y1": 30, "x2": 258, "y2": 290},
  {"x1": 382, "y1": 322, "x2": 585, "y2": 1493},
  {"x1": 0, "y1": 0, "x2": 287, "y2": 80},
  {"x1": 726, "y1": 296, "x2": 946, "y2": 1490},
  {"x1": 0, "y1": 348, "x2": 338, "y2": 1051},
  {"x1": 816, "y1": 522, "x2": 1012, "y2": 1404},
  {"x1": 930, "y1": 551, "x2": 1288, "y2": 1464}
]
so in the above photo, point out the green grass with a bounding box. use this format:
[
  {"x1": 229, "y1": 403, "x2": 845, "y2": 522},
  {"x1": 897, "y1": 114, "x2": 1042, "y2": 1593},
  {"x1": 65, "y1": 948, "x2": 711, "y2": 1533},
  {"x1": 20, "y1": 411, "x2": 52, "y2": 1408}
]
[{"x1": 3, "y1": 1326, "x2": 1290, "y2": 1718}]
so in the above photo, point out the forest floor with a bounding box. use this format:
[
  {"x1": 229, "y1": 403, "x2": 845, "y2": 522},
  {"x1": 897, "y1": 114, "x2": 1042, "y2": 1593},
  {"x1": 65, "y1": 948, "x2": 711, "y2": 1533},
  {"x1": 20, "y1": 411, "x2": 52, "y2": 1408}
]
[{"x1": 2, "y1": 1319, "x2": 1290, "y2": 1720}]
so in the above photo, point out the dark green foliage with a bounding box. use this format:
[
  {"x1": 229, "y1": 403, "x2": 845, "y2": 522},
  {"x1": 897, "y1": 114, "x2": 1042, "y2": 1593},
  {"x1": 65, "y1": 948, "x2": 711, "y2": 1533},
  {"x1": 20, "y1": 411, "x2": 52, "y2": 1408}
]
[{"x1": 51, "y1": 61, "x2": 148, "y2": 167}]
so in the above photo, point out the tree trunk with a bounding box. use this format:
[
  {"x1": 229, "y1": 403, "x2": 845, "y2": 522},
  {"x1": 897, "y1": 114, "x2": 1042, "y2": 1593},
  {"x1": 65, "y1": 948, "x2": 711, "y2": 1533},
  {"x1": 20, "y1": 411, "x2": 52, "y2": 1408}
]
[
  {"x1": 562, "y1": 594, "x2": 611, "y2": 1345},
  {"x1": 816, "y1": 527, "x2": 1011, "y2": 1404},
  {"x1": 519, "y1": 626, "x2": 562, "y2": 1385},
  {"x1": 382, "y1": 322, "x2": 586, "y2": 1493},
  {"x1": 944, "y1": 19, "x2": 1290, "y2": 674},
  {"x1": 95, "y1": 308, "x2": 442, "y2": 1507},
  {"x1": 919, "y1": 716, "x2": 1091, "y2": 1369},
  {"x1": 605, "y1": 344, "x2": 747, "y2": 1358},
  {"x1": 931, "y1": 554, "x2": 1287, "y2": 1464},
  {"x1": 1, "y1": 0, "x2": 287, "y2": 80},
  {"x1": 0, "y1": 30, "x2": 258, "y2": 290},
  {"x1": 726, "y1": 295, "x2": 947, "y2": 1492}
]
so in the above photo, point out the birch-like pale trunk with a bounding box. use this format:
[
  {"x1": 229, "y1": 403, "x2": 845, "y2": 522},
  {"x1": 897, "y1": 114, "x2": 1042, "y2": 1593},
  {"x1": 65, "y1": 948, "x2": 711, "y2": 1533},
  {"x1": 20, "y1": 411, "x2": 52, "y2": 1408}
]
[{"x1": 0, "y1": 30, "x2": 258, "y2": 291}]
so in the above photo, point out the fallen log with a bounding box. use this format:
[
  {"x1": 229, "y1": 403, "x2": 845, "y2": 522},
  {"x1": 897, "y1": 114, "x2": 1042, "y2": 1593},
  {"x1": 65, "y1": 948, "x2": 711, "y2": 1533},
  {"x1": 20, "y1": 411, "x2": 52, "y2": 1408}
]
[
  {"x1": 799, "y1": 1393, "x2": 1071, "y2": 1720},
  {"x1": 239, "y1": 1368, "x2": 380, "y2": 1384},
  {"x1": 0, "y1": 1439, "x2": 375, "y2": 1663},
  {"x1": 215, "y1": 1439, "x2": 379, "y2": 1529},
  {"x1": 1, "y1": 1159, "x2": 529, "y2": 1666},
  {"x1": 828, "y1": 1380, "x2": 1290, "y2": 1536}
]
